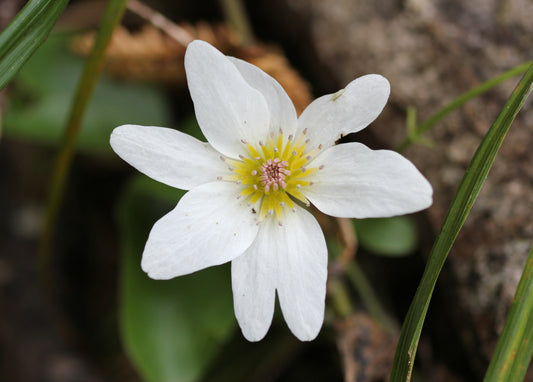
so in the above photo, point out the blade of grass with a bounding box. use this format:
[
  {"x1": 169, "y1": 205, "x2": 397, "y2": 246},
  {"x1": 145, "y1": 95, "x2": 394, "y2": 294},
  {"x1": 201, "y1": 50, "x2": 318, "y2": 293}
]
[
  {"x1": 484, "y1": 244, "x2": 533, "y2": 382},
  {"x1": 390, "y1": 61, "x2": 533, "y2": 381},
  {"x1": 38, "y1": 0, "x2": 129, "y2": 281},
  {"x1": 397, "y1": 60, "x2": 532, "y2": 152},
  {"x1": 0, "y1": 0, "x2": 69, "y2": 90}
]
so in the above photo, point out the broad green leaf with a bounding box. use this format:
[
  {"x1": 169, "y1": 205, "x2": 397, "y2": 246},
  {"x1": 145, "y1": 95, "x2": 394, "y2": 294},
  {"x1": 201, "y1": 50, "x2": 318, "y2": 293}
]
[
  {"x1": 353, "y1": 216, "x2": 418, "y2": 257},
  {"x1": 0, "y1": 0, "x2": 69, "y2": 90},
  {"x1": 3, "y1": 34, "x2": 171, "y2": 154},
  {"x1": 390, "y1": 62, "x2": 533, "y2": 381},
  {"x1": 118, "y1": 175, "x2": 236, "y2": 382},
  {"x1": 484, "y1": 244, "x2": 533, "y2": 382}
]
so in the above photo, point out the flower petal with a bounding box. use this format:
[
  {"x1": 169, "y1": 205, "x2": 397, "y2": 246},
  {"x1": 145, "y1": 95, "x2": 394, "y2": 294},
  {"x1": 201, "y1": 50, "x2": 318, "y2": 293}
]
[
  {"x1": 228, "y1": 57, "x2": 298, "y2": 137},
  {"x1": 110, "y1": 124, "x2": 229, "y2": 190},
  {"x1": 141, "y1": 181, "x2": 260, "y2": 279},
  {"x1": 231, "y1": 221, "x2": 278, "y2": 341},
  {"x1": 276, "y1": 206, "x2": 328, "y2": 341},
  {"x1": 296, "y1": 74, "x2": 390, "y2": 149},
  {"x1": 185, "y1": 40, "x2": 270, "y2": 158},
  {"x1": 303, "y1": 142, "x2": 433, "y2": 218}
]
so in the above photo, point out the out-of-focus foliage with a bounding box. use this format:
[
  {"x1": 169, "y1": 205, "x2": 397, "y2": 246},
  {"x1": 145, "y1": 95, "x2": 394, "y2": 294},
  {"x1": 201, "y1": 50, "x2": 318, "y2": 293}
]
[
  {"x1": 117, "y1": 175, "x2": 236, "y2": 382},
  {"x1": 3, "y1": 34, "x2": 171, "y2": 154},
  {"x1": 0, "y1": 0, "x2": 69, "y2": 90},
  {"x1": 353, "y1": 216, "x2": 418, "y2": 257}
]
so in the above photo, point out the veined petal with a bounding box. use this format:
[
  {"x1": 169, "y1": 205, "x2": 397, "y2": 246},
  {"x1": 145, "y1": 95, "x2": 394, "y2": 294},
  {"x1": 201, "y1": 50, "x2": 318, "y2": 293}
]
[
  {"x1": 303, "y1": 142, "x2": 433, "y2": 218},
  {"x1": 185, "y1": 40, "x2": 270, "y2": 158},
  {"x1": 141, "y1": 182, "x2": 259, "y2": 279},
  {"x1": 296, "y1": 74, "x2": 390, "y2": 149},
  {"x1": 231, "y1": 221, "x2": 278, "y2": 341},
  {"x1": 110, "y1": 125, "x2": 229, "y2": 190},
  {"x1": 276, "y1": 206, "x2": 328, "y2": 341},
  {"x1": 228, "y1": 57, "x2": 298, "y2": 137}
]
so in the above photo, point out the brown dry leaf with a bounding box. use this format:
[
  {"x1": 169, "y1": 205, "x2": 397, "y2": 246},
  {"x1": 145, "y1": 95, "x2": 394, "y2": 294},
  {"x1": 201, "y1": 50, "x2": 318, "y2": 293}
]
[
  {"x1": 70, "y1": 22, "x2": 312, "y2": 114},
  {"x1": 336, "y1": 313, "x2": 398, "y2": 382}
]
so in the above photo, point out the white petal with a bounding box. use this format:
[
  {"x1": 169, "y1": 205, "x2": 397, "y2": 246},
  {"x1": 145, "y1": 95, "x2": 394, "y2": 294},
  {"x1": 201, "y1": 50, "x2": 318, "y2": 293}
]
[
  {"x1": 141, "y1": 182, "x2": 259, "y2": 279},
  {"x1": 110, "y1": 125, "x2": 228, "y2": 190},
  {"x1": 231, "y1": 221, "x2": 278, "y2": 341},
  {"x1": 228, "y1": 57, "x2": 298, "y2": 137},
  {"x1": 276, "y1": 206, "x2": 328, "y2": 341},
  {"x1": 296, "y1": 74, "x2": 390, "y2": 149},
  {"x1": 303, "y1": 142, "x2": 433, "y2": 218},
  {"x1": 185, "y1": 40, "x2": 270, "y2": 158}
]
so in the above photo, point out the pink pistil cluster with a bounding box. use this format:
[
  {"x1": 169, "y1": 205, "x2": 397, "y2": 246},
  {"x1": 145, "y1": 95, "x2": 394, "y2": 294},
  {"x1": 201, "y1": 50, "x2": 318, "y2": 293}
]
[{"x1": 259, "y1": 158, "x2": 291, "y2": 192}]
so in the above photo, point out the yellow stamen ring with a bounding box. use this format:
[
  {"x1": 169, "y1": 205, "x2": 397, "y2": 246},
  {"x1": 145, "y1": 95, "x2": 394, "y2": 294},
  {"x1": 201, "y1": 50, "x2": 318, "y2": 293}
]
[{"x1": 222, "y1": 130, "x2": 322, "y2": 221}]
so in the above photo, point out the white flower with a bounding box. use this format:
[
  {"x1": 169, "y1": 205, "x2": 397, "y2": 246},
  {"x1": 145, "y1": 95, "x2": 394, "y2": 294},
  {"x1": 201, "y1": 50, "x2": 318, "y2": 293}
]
[{"x1": 110, "y1": 40, "x2": 433, "y2": 341}]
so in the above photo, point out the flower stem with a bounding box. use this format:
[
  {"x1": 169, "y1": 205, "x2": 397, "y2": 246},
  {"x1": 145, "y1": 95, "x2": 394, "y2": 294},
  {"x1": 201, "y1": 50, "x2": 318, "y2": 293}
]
[
  {"x1": 38, "y1": 0, "x2": 129, "y2": 282},
  {"x1": 345, "y1": 262, "x2": 397, "y2": 332},
  {"x1": 396, "y1": 60, "x2": 532, "y2": 152},
  {"x1": 219, "y1": 0, "x2": 253, "y2": 45}
]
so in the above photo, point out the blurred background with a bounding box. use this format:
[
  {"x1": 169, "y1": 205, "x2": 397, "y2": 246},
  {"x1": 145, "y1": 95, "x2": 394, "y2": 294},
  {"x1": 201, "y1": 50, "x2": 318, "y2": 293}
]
[{"x1": 0, "y1": 0, "x2": 532, "y2": 381}]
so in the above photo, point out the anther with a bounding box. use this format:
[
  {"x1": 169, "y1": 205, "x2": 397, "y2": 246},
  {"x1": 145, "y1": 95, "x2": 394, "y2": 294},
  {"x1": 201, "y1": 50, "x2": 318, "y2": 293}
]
[
  {"x1": 251, "y1": 170, "x2": 257, "y2": 176},
  {"x1": 255, "y1": 156, "x2": 261, "y2": 160},
  {"x1": 238, "y1": 154, "x2": 245, "y2": 159},
  {"x1": 259, "y1": 140, "x2": 264, "y2": 146},
  {"x1": 303, "y1": 128, "x2": 308, "y2": 134},
  {"x1": 288, "y1": 134, "x2": 293, "y2": 141},
  {"x1": 292, "y1": 151, "x2": 297, "y2": 156},
  {"x1": 301, "y1": 167, "x2": 307, "y2": 172},
  {"x1": 296, "y1": 184, "x2": 301, "y2": 189},
  {"x1": 278, "y1": 221, "x2": 283, "y2": 227},
  {"x1": 279, "y1": 128, "x2": 283, "y2": 134},
  {"x1": 305, "y1": 139, "x2": 310, "y2": 144},
  {"x1": 241, "y1": 139, "x2": 247, "y2": 144},
  {"x1": 217, "y1": 176, "x2": 223, "y2": 180},
  {"x1": 318, "y1": 144, "x2": 323, "y2": 150},
  {"x1": 253, "y1": 184, "x2": 258, "y2": 190},
  {"x1": 279, "y1": 202, "x2": 285, "y2": 206},
  {"x1": 319, "y1": 165, "x2": 325, "y2": 170},
  {"x1": 219, "y1": 156, "x2": 226, "y2": 161},
  {"x1": 306, "y1": 155, "x2": 312, "y2": 160}
]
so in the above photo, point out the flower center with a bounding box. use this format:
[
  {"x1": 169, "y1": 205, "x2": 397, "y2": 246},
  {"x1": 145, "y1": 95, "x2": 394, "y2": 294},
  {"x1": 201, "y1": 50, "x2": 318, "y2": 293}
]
[
  {"x1": 220, "y1": 129, "x2": 323, "y2": 222},
  {"x1": 259, "y1": 158, "x2": 290, "y2": 192}
]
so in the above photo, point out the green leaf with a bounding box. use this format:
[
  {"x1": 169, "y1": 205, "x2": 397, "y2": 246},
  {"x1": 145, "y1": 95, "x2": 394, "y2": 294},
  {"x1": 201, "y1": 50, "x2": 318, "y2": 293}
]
[
  {"x1": 3, "y1": 34, "x2": 171, "y2": 154},
  {"x1": 118, "y1": 175, "x2": 236, "y2": 382},
  {"x1": 484, "y1": 244, "x2": 533, "y2": 382},
  {"x1": 0, "y1": 0, "x2": 69, "y2": 90},
  {"x1": 353, "y1": 216, "x2": 418, "y2": 257},
  {"x1": 390, "y1": 61, "x2": 533, "y2": 381}
]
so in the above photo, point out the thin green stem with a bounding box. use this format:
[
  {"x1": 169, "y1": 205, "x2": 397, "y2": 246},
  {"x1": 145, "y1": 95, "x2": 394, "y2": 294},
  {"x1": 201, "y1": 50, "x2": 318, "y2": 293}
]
[
  {"x1": 345, "y1": 262, "x2": 397, "y2": 332},
  {"x1": 390, "y1": 60, "x2": 533, "y2": 381},
  {"x1": 328, "y1": 278, "x2": 353, "y2": 318},
  {"x1": 484, "y1": 244, "x2": 533, "y2": 382},
  {"x1": 219, "y1": 0, "x2": 254, "y2": 45},
  {"x1": 397, "y1": 61, "x2": 532, "y2": 152},
  {"x1": 38, "y1": 0, "x2": 129, "y2": 281}
]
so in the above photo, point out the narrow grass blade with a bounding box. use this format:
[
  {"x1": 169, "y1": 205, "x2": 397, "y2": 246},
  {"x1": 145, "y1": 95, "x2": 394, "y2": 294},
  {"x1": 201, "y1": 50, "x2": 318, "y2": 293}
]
[
  {"x1": 390, "y1": 61, "x2": 533, "y2": 381},
  {"x1": 38, "y1": 0, "x2": 129, "y2": 279},
  {"x1": 397, "y1": 61, "x2": 532, "y2": 152},
  {"x1": 484, "y1": 244, "x2": 533, "y2": 382},
  {"x1": 0, "y1": 0, "x2": 69, "y2": 90}
]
